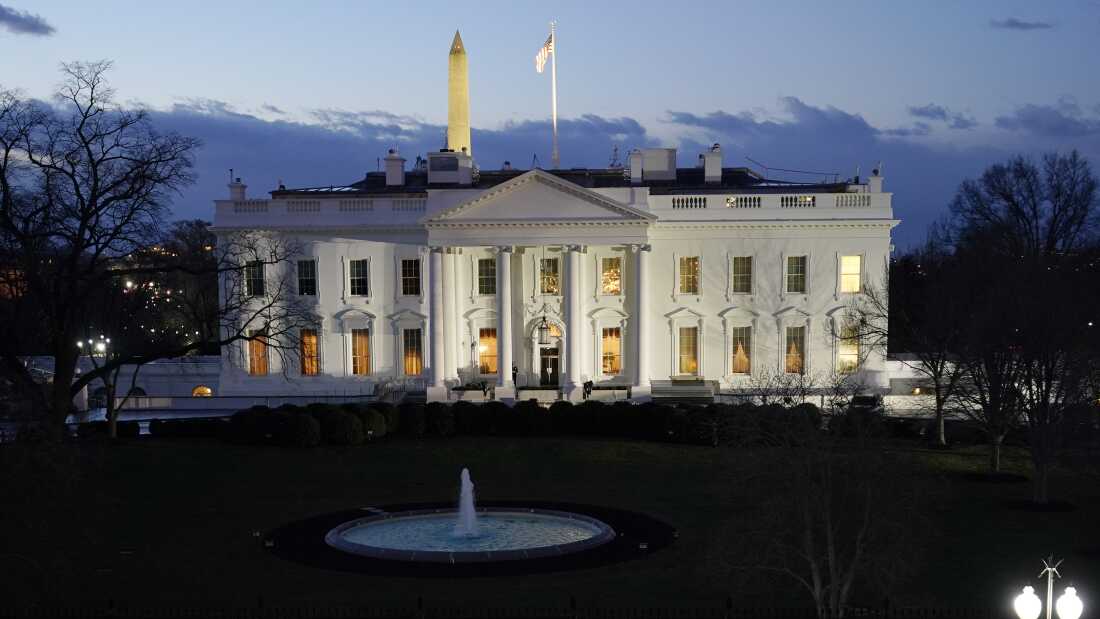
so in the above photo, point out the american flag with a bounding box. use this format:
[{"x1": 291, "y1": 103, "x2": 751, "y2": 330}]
[{"x1": 534, "y1": 33, "x2": 554, "y2": 73}]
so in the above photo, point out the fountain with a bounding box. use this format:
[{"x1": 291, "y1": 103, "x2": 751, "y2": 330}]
[{"x1": 324, "y1": 468, "x2": 616, "y2": 563}]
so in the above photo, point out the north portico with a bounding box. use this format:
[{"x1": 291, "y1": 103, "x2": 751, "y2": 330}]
[{"x1": 423, "y1": 169, "x2": 656, "y2": 402}]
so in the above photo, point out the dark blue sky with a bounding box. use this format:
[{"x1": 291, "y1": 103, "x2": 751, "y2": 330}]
[{"x1": 3, "y1": 1, "x2": 1099, "y2": 246}]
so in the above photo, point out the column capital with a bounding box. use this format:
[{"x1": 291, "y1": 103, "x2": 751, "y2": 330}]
[
  {"x1": 490, "y1": 245, "x2": 514, "y2": 255},
  {"x1": 428, "y1": 245, "x2": 446, "y2": 253},
  {"x1": 629, "y1": 243, "x2": 652, "y2": 253},
  {"x1": 565, "y1": 244, "x2": 587, "y2": 253}
]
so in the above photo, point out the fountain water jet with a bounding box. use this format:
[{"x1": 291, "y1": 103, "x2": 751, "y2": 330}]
[{"x1": 453, "y1": 467, "x2": 479, "y2": 537}]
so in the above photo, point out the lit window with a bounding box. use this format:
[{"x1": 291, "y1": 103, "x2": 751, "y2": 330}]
[
  {"x1": 300, "y1": 328, "x2": 320, "y2": 376},
  {"x1": 245, "y1": 261, "x2": 265, "y2": 297},
  {"x1": 678, "y1": 326, "x2": 699, "y2": 375},
  {"x1": 248, "y1": 330, "x2": 268, "y2": 376},
  {"x1": 349, "y1": 259, "x2": 369, "y2": 296},
  {"x1": 297, "y1": 259, "x2": 317, "y2": 296},
  {"x1": 478, "y1": 328, "x2": 498, "y2": 374},
  {"x1": 351, "y1": 328, "x2": 370, "y2": 375},
  {"x1": 840, "y1": 255, "x2": 862, "y2": 293},
  {"x1": 785, "y1": 326, "x2": 805, "y2": 374},
  {"x1": 403, "y1": 328, "x2": 423, "y2": 375},
  {"x1": 401, "y1": 259, "x2": 421, "y2": 296},
  {"x1": 731, "y1": 256, "x2": 752, "y2": 294},
  {"x1": 786, "y1": 256, "x2": 807, "y2": 294},
  {"x1": 838, "y1": 323, "x2": 860, "y2": 374},
  {"x1": 478, "y1": 258, "x2": 496, "y2": 295},
  {"x1": 540, "y1": 258, "x2": 560, "y2": 295},
  {"x1": 191, "y1": 385, "x2": 213, "y2": 397},
  {"x1": 679, "y1": 256, "x2": 700, "y2": 295},
  {"x1": 601, "y1": 257, "x2": 622, "y2": 295},
  {"x1": 731, "y1": 326, "x2": 751, "y2": 374},
  {"x1": 602, "y1": 327, "x2": 622, "y2": 375}
]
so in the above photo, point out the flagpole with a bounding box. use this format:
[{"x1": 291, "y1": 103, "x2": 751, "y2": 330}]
[{"x1": 550, "y1": 20, "x2": 559, "y2": 169}]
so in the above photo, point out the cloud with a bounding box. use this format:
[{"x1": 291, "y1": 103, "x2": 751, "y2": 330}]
[
  {"x1": 260, "y1": 103, "x2": 285, "y2": 115},
  {"x1": 995, "y1": 98, "x2": 1100, "y2": 136},
  {"x1": 0, "y1": 3, "x2": 55, "y2": 35},
  {"x1": 908, "y1": 103, "x2": 978, "y2": 130},
  {"x1": 990, "y1": 17, "x2": 1054, "y2": 30},
  {"x1": 882, "y1": 122, "x2": 933, "y2": 137}
]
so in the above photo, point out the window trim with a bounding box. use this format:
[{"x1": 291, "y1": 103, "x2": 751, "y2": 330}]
[
  {"x1": 388, "y1": 309, "x2": 427, "y2": 378},
  {"x1": 297, "y1": 258, "x2": 319, "y2": 298},
  {"x1": 476, "y1": 257, "x2": 497, "y2": 296},
  {"x1": 244, "y1": 260, "x2": 265, "y2": 298},
  {"x1": 476, "y1": 326, "x2": 500, "y2": 376},
  {"x1": 393, "y1": 252, "x2": 425, "y2": 304},
  {"x1": 776, "y1": 315, "x2": 812, "y2": 375},
  {"x1": 727, "y1": 253, "x2": 755, "y2": 300},
  {"x1": 667, "y1": 308, "x2": 705, "y2": 378},
  {"x1": 246, "y1": 328, "x2": 269, "y2": 376},
  {"x1": 345, "y1": 256, "x2": 371, "y2": 301},
  {"x1": 538, "y1": 255, "x2": 562, "y2": 297},
  {"x1": 835, "y1": 252, "x2": 866, "y2": 298},
  {"x1": 590, "y1": 308, "x2": 629, "y2": 383},
  {"x1": 782, "y1": 252, "x2": 810, "y2": 299},
  {"x1": 337, "y1": 309, "x2": 377, "y2": 379},
  {"x1": 672, "y1": 252, "x2": 703, "y2": 301},
  {"x1": 464, "y1": 307, "x2": 500, "y2": 380},
  {"x1": 720, "y1": 307, "x2": 759, "y2": 383},
  {"x1": 594, "y1": 251, "x2": 625, "y2": 299},
  {"x1": 298, "y1": 325, "x2": 322, "y2": 377},
  {"x1": 349, "y1": 326, "x2": 372, "y2": 377}
]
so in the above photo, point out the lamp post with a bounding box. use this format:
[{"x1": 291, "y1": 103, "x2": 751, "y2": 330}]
[{"x1": 1014, "y1": 557, "x2": 1083, "y2": 619}]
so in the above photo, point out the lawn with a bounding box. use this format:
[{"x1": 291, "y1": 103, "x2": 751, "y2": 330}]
[{"x1": 2, "y1": 436, "x2": 1098, "y2": 613}]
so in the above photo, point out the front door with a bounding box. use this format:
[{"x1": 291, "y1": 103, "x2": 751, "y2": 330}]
[{"x1": 539, "y1": 346, "x2": 560, "y2": 387}]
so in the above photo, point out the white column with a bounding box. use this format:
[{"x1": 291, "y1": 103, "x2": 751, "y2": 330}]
[
  {"x1": 496, "y1": 246, "x2": 515, "y2": 400},
  {"x1": 442, "y1": 250, "x2": 458, "y2": 381},
  {"x1": 564, "y1": 244, "x2": 584, "y2": 400},
  {"x1": 633, "y1": 244, "x2": 652, "y2": 400},
  {"x1": 426, "y1": 247, "x2": 447, "y2": 402}
]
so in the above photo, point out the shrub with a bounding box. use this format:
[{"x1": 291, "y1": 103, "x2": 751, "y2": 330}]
[
  {"x1": 399, "y1": 402, "x2": 426, "y2": 437},
  {"x1": 77, "y1": 421, "x2": 108, "y2": 438},
  {"x1": 279, "y1": 413, "x2": 321, "y2": 447},
  {"x1": 369, "y1": 402, "x2": 400, "y2": 436},
  {"x1": 426, "y1": 402, "x2": 456, "y2": 437},
  {"x1": 152, "y1": 417, "x2": 227, "y2": 438},
  {"x1": 637, "y1": 402, "x2": 676, "y2": 442},
  {"x1": 452, "y1": 400, "x2": 484, "y2": 435},
  {"x1": 275, "y1": 403, "x2": 303, "y2": 415},
  {"x1": 352, "y1": 408, "x2": 387, "y2": 440},
  {"x1": 149, "y1": 418, "x2": 167, "y2": 436},
  {"x1": 15, "y1": 423, "x2": 52, "y2": 444},
  {"x1": 228, "y1": 405, "x2": 276, "y2": 444},
  {"x1": 790, "y1": 403, "x2": 823, "y2": 431},
  {"x1": 318, "y1": 409, "x2": 364, "y2": 445},
  {"x1": 117, "y1": 421, "x2": 140, "y2": 438},
  {"x1": 548, "y1": 400, "x2": 577, "y2": 435},
  {"x1": 483, "y1": 401, "x2": 512, "y2": 434},
  {"x1": 514, "y1": 399, "x2": 552, "y2": 435},
  {"x1": 829, "y1": 408, "x2": 886, "y2": 439}
]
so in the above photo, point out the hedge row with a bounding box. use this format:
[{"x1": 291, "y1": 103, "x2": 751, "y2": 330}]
[
  {"x1": 224, "y1": 402, "x2": 401, "y2": 447},
  {"x1": 74, "y1": 420, "x2": 141, "y2": 439}
]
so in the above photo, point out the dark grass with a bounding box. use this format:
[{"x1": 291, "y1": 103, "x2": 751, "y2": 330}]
[{"x1": 1, "y1": 436, "x2": 1099, "y2": 611}]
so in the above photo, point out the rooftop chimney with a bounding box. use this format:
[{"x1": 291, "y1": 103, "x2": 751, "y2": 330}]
[
  {"x1": 868, "y1": 163, "x2": 884, "y2": 193},
  {"x1": 385, "y1": 148, "x2": 406, "y2": 186},
  {"x1": 628, "y1": 149, "x2": 643, "y2": 184},
  {"x1": 703, "y1": 143, "x2": 722, "y2": 184},
  {"x1": 228, "y1": 177, "x2": 246, "y2": 201},
  {"x1": 502, "y1": 160, "x2": 513, "y2": 171}
]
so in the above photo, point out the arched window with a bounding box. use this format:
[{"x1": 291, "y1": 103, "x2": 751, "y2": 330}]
[
  {"x1": 127, "y1": 387, "x2": 147, "y2": 397},
  {"x1": 191, "y1": 385, "x2": 213, "y2": 397}
]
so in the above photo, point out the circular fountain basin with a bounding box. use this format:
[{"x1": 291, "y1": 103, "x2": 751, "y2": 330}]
[{"x1": 325, "y1": 507, "x2": 615, "y2": 563}]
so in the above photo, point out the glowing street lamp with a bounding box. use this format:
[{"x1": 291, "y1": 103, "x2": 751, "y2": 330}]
[{"x1": 1014, "y1": 557, "x2": 1083, "y2": 619}]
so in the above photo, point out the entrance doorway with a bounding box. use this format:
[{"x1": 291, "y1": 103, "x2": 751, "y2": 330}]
[{"x1": 539, "y1": 346, "x2": 560, "y2": 387}]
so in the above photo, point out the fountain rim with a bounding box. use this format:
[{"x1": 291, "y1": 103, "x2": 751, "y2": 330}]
[{"x1": 324, "y1": 506, "x2": 616, "y2": 563}]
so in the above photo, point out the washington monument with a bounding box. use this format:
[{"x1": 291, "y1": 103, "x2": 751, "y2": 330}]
[{"x1": 447, "y1": 30, "x2": 471, "y2": 156}]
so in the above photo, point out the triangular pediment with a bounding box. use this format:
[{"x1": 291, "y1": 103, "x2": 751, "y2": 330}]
[{"x1": 425, "y1": 169, "x2": 655, "y2": 224}]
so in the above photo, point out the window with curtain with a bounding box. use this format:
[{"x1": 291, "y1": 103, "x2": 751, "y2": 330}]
[
  {"x1": 401, "y1": 259, "x2": 421, "y2": 296},
  {"x1": 248, "y1": 330, "x2": 268, "y2": 375},
  {"x1": 351, "y1": 328, "x2": 370, "y2": 375},
  {"x1": 540, "y1": 258, "x2": 560, "y2": 294},
  {"x1": 602, "y1": 327, "x2": 622, "y2": 375},
  {"x1": 601, "y1": 257, "x2": 622, "y2": 295},
  {"x1": 785, "y1": 325, "x2": 806, "y2": 374},
  {"x1": 478, "y1": 258, "x2": 496, "y2": 295},
  {"x1": 403, "y1": 328, "x2": 423, "y2": 375},
  {"x1": 838, "y1": 323, "x2": 860, "y2": 373},
  {"x1": 300, "y1": 328, "x2": 319, "y2": 376},
  {"x1": 731, "y1": 326, "x2": 751, "y2": 374},
  {"x1": 478, "y1": 327, "x2": 498, "y2": 374},
  {"x1": 786, "y1": 256, "x2": 807, "y2": 294},
  {"x1": 731, "y1": 256, "x2": 752, "y2": 294},
  {"x1": 245, "y1": 261, "x2": 265, "y2": 297},
  {"x1": 349, "y1": 259, "x2": 369, "y2": 296},
  {"x1": 840, "y1": 255, "x2": 862, "y2": 293},
  {"x1": 297, "y1": 259, "x2": 317, "y2": 296},
  {"x1": 678, "y1": 326, "x2": 699, "y2": 375},
  {"x1": 679, "y1": 256, "x2": 700, "y2": 295}
]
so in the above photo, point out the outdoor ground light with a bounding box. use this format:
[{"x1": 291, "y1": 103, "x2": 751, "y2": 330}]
[{"x1": 1014, "y1": 557, "x2": 1083, "y2": 619}]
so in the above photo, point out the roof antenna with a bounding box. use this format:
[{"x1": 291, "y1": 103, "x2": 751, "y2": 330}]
[
  {"x1": 376, "y1": 157, "x2": 381, "y2": 171},
  {"x1": 608, "y1": 145, "x2": 621, "y2": 169},
  {"x1": 228, "y1": 168, "x2": 234, "y2": 183},
  {"x1": 532, "y1": 153, "x2": 541, "y2": 169}
]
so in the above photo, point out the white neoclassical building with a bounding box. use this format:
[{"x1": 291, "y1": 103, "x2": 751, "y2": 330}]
[{"x1": 212, "y1": 145, "x2": 897, "y2": 403}]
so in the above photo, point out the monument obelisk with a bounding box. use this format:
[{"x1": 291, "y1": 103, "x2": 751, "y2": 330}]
[{"x1": 447, "y1": 30, "x2": 471, "y2": 156}]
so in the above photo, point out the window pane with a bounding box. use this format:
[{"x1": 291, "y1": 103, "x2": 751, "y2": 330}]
[
  {"x1": 601, "y1": 257, "x2": 622, "y2": 295},
  {"x1": 245, "y1": 261, "x2": 265, "y2": 297},
  {"x1": 679, "y1": 256, "x2": 700, "y2": 295},
  {"x1": 678, "y1": 326, "x2": 699, "y2": 375},
  {"x1": 351, "y1": 328, "x2": 371, "y2": 375},
  {"x1": 248, "y1": 330, "x2": 268, "y2": 375},
  {"x1": 478, "y1": 258, "x2": 496, "y2": 295},
  {"x1": 731, "y1": 256, "x2": 752, "y2": 294},
  {"x1": 478, "y1": 328, "x2": 498, "y2": 374},
  {"x1": 840, "y1": 255, "x2": 862, "y2": 293},
  {"x1": 300, "y1": 328, "x2": 319, "y2": 376},
  {"x1": 540, "y1": 258, "x2": 560, "y2": 294},
  {"x1": 838, "y1": 323, "x2": 860, "y2": 373},
  {"x1": 401, "y1": 259, "x2": 421, "y2": 296},
  {"x1": 349, "y1": 259, "x2": 369, "y2": 296},
  {"x1": 731, "y1": 326, "x2": 751, "y2": 374},
  {"x1": 297, "y1": 260, "x2": 317, "y2": 296},
  {"x1": 602, "y1": 327, "x2": 622, "y2": 375},
  {"x1": 787, "y1": 256, "x2": 807, "y2": 294},
  {"x1": 403, "y1": 328, "x2": 423, "y2": 375},
  {"x1": 785, "y1": 326, "x2": 805, "y2": 374}
]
